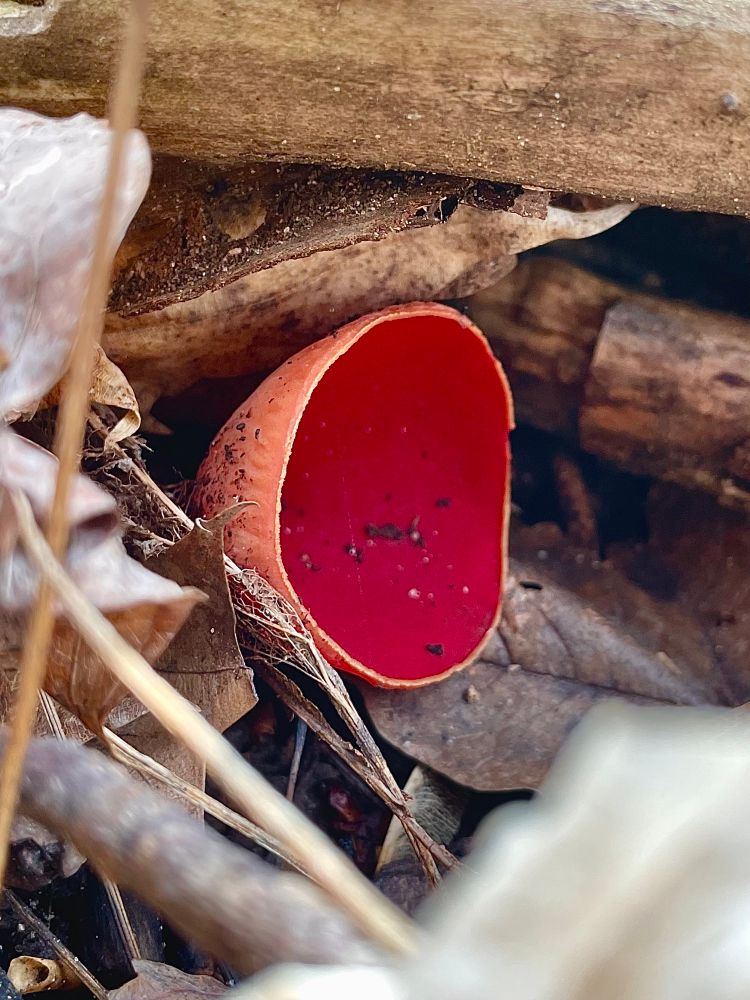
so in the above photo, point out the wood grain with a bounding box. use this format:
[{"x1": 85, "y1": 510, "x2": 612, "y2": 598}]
[
  {"x1": 2, "y1": 1, "x2": 749, "y2": 214},
  {"x1": 469, "y1": 258, "x2": 750, "y2": 509}
]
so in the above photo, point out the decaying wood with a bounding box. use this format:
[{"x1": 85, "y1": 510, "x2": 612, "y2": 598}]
[
  {"x1": 469, "y1": 258, "x2": 750, "y2": 510},
  {"x1": 3, "y1": 730, "x2": 374, "y2": 975},
  {"x1": 3, "y1": 2, "x2": 750, "y2": 215},
  {"x1": 104, "y1": 203, "x2": 630, "y2": 419},
  {"x1": 110, "y1": 156, "x2": 537, "y2": 316}
]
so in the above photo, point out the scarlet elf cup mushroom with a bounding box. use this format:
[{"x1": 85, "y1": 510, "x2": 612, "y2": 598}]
[{"x1": 195, "y1": 303, "x2": 513, "y2": 687}]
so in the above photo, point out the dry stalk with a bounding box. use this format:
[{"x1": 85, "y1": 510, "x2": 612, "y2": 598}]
[
  {"x1": 10, "y1": 489, "x2": 417, "y2": 957},
  {"x1": 40, "y1": 691, "x2": 141, "y2": 961},
  {"x1": 103, "y1": 728, "x2": 307, "y2": 873},
  {"x1": 4, "y1": 890, "x2": 108, "y2": 1000},
  {"x1": 0, "y1": 0, "x2": 151, "y2": 884}
]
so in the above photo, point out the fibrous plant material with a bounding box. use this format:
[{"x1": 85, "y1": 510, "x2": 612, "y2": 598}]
[{"x1": 196, "y1": 303, "x2": 513, "y2": 688}]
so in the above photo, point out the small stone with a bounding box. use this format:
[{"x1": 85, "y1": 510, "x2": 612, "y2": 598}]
[{"x1": 463, "y1": 684, "x2": 480, "y2": 704}]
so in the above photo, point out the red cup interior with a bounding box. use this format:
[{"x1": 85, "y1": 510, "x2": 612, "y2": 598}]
[{"x1": 280, "y1": 312, "x2": 509, "y2": 683}]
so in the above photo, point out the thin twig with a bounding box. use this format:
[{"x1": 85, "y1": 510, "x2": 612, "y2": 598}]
[
  {"x1": 286, "y1": 719, "x2": 308, "y2": 802},
  {"x1": 4, "y1": 891, "x2": 108, "y2": 1000},
  {"x1": 11, "y1": 489, "x2": 417, "y2": 957},
  {"x1": 103, "y1": 728, "x2": 307, "y2": 873},
  {"x1": 39, "y1": 692, "x2": 141, "y2": 960},
  {"x1": 0, "y1": 0, "x2": 151, "y2": 885}
]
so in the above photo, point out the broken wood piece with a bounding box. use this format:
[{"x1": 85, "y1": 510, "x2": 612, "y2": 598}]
[
  {"x1": 3, "y1": 2, "x2": 750, "y2": 215},
  {"x1": 7, "y1": 957, "x2": 80, "y2": 995},
  {"x1": 109, "y1": 157, "x2": 536, "y2": 316},
  {"x1": 468, "y1": 258, "x2": 750, "y2": 510},
  {"x1": 3, "y1": 730, "x2": 374, "y2": 975}
]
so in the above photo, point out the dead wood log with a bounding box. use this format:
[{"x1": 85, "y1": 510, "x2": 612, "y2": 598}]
[
  {"x1": 468, "y1": 258, "x2": 750, "y2": 510},
  {"x1": 2, "y1": 730, "x2": 373, "y2": 975},
  {"x1": 2, "y1": 1, "x2": 750, "y2": 216}
]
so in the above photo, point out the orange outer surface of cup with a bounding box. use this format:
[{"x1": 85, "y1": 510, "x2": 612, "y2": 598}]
[{"x1": 195, "y1": 302, "x2": 514, "y2": 688}]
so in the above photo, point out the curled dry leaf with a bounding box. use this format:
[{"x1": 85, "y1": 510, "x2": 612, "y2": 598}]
[
  {"x1": 0, "y1": 109, "x2": 150, "y2": 421},
  {"x1": 0, "y1": 430, "x2": 204, "y2": 732},
  {"x1": 121, "y1": 511, "x2": 257, "y2": 801},
  {"x1": 110, "y1": 157, "x2": 531, "y2": 316},
  {"x1": 108, "y1": 962, "x2": 226, "y2": 1000},
  {"x1": 363, "y1": 521, "x2": 728, "y2": 791},
  {"x1": 104, "y1": 203, "x2": 632, "y2": 419},
  {"x1": 34, "y1": 347, "x2": 141, "y2": 447}
]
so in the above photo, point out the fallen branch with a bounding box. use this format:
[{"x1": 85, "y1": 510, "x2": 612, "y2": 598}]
[
  {"x1": 469, "y1": 258, "x2": 750, "y2": 510},
  {"x1": 1, "y1": 732, "x2": 374, "y2": 975}
]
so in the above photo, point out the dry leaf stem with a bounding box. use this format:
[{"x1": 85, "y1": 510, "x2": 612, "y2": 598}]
[
  {"x1": 40, "y1": 692, "x2": 141, "y2": 961},
  {"x1": 4, "y1": 891, "x2": 108, "y2": 1000},
  {"x1": 11, "y1": 489, "x2": 417, "y2": 957},
  {"x1": 104, "y1": 728, "x2": 307, "y2": 872},
  {"x1": 0, "y1": 0, "x2": 151, "y2": 884}
]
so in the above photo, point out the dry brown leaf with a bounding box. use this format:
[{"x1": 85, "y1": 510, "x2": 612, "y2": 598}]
[
  {"x1": 0, "y1": 430, "x2": 204, "y2": 732},
  {"x1": 108, "y1": 963, "x2": 226, "y2": 1000},
  {"x1": 120, "y1": 512, "x2": 257, "y2": 802},
  {"x1": 104, "y1": 203, "x2": 632, "y2": 420},
  {"x1": 363, "y1": 522, "x2": 729, "y2": 791},
  {"x1": 34, "y1": 347, "x2": 141, "y2": 447},
  {"x1": 0, "y1": 109, "x2": 150, "y2": 422}
]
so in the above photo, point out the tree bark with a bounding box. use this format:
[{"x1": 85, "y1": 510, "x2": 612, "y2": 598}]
[
  {"x1": 2, "y1": 1, "x2": 750, "y2": 215},
  {"x1": 469, "y1": 258, "x2": 750, "y2": 510}
]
